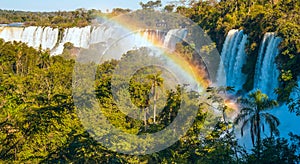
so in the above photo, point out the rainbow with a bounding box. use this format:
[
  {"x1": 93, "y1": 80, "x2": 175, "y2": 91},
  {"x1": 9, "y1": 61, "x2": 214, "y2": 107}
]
[{"x1": 97, "y1": 15, "x2": 211, "y2": 91}]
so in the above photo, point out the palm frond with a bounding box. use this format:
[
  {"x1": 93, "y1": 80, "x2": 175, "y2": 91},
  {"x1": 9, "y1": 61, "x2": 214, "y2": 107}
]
[
  {"x1": 261, "y1": 113, "x2": 280, "y2": 137},
  {"x1": 240, "y1": 107, "x2": 255, "y2": 115},
  {"x1": 234, "y1": 110, "x2": 252, "y2": 124},
  {"x1": 238, "y1": 97, "x2": 256, "y2": 108},
  {"x1": 250, "y1": 116, "x2": 255, "y2": 145},
  {"x1": 261, "y1": 99, "x2": 278, "y2": 111},
  {"x1": 240, "y1": 118, "x2": 250, "y2": 137}
]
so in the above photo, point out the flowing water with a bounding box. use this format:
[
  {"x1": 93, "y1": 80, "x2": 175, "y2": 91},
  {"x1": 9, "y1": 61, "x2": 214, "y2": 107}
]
[
  {"x1": 216, "y1": 29, "x2": 247, "y2": 92},
  {"x1": 0, "y1": 26, "x2": 187, "y2": 56}
]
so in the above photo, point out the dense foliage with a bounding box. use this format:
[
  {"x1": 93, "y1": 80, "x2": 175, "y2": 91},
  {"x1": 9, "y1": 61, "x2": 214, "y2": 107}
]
[
  {"x1": 0, "y1": 40, "x2": 298, "y2": 163},
  {"x1": 0, "y1": 8, "x2": 132, "y2": 27}
]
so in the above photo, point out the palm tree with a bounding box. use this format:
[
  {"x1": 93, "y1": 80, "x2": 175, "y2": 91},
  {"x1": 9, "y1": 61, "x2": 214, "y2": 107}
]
[
  {"x1": 38, "y1": 51, "x2": 51, "y2": 69},
  {"x1": 234, "y1": 90, "x2": 279, "y2": 157},
  {"x1": 147, "y1": 72, "x2": 164, "y2": 124},
  {"x1": 15, "y1": 44, "x2": 24, "y2": 75}
]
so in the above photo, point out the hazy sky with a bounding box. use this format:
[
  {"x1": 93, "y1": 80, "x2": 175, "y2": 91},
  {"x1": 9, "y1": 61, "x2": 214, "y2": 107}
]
[{"x1": 0, "y1": 0, "x2": 171, "y2": 12}]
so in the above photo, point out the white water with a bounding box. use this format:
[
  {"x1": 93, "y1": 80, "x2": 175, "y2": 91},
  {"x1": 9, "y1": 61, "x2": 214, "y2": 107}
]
[
  {"x1": 52, "y1": 26, "x2": 91, "y2": 55},
  {"x1": 216, "y1": 29, "x2": 247, "y2": 92},
  {"x1": 98, "y1": 28, "x2": 186, "y2": 62},
  {"x1": 41, "y1": 27, "x2": 59, "y2": 50},
  {"x1": 0, "y1": 27, "x2": 24, "y2": 42},
  {"x1": 0, "y1": 26, "x2": 59, "y2": 51},
  {"x1": 90, "y1": 25, "x2": 116, "y2": 45},
  {"x1": 253, "y1": 33, "x2": 281, "y2": 99},
  {"x1": 0, "y1": 26, "x2": 186, "y2": 56},
  {"x1": 163, "y1": 28, "x2": 187, "y2": 50},
  {"x1": 217, "y1": 31, "x2": 281, "y2": 97}
]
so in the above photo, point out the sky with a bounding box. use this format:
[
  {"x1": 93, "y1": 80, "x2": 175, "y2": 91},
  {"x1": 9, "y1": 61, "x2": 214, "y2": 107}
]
[{"x1": 0, "y1": 0, "x2": 172, "y2": 12}]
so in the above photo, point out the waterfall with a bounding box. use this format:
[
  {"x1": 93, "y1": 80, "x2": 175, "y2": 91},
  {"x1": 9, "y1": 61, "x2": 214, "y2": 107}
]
[
  {"x1": 163, "y1": 29, "x2": 187, "y2": 51},
  {"x1": 141, "y1": 29, "x2": 165, "y2": 46},
  {"x1": 0, "y1": 26, "x2": 59, "y2": 51},
  {"x1": 0, "y1": 26, "x2": 187, "y2": 56},
  {"x1": 41, "y1": 27, "x2": 59, "y2": 50},
  {"x1": 0, "y1": 27, "x2": 24, "y2": 42},
  {"x1": 21, "y1": 26, "x2": 42, "y2": 49},
  {"x1": 88, "y1": 27, "x2": 185, "y2": 61},
  {"x1": 90, "y1": 25, "x2": 115, "y2": 44},
  {"x1": 253, "y1": 33, "x2": 281, "y2": 99},
  {"x1": 216, "y1": 29, "x2": 247, "y2": 92},
  {"x1": 52, "y1": 26, "x2": 91, "y2": 55}
]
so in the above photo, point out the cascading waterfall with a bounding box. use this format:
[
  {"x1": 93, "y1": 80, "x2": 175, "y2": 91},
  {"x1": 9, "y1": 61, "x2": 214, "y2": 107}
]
[
  {"x1": 0, "y1": 27, "x2": 24, "y2": 42},
  {"x1": 52, "y1": 26, "x2": 91, "y2": 55},
  {"x1": 41, "y1": 27, "x2": 59, "y2": 50},
  {"x1": 250, "y1": 33, "x2": 285, "y2": 140},
  {"x1": 21, "y1": 26, "x2": 41, "y2": 48},
  {"x1": 216, "y1": 29, "x2": 247, "y2": 92},
  {"x1": 0, "y1": 26, "x2": 187, "y2": 56},
  {"x1": 90, "y1": 25, "x2": 116, "y2": 45},
  {"x1": 253, "y1": 33, "x2": 281, "y2": 99},
  {"x1": 228, "y1": 32, "x2": 300, "y2": 149},
  {"x1": 0, "y1": 26, "x2": 59, "y2": 50},
  {"x1": 111, "y1": 28, "x2": 184, "y2": 55},
  {"x1": 97, "y1": 28, "x2": 184, "y2": 61},
  {"x1": 163, "y1": 28, "x2": 187, "y2": 51}
]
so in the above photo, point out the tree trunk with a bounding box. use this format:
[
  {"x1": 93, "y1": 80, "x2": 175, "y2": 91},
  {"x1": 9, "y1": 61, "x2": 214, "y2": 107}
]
[
  {"x1": 144, "y1": 108, "x2": 147, "y2": 130},
  {"x1": 222, "y1": 109, "x2": 226, "y2": 123},
  {"x1": 153, "y1": 84, "x2": 157, "y2": 124},
  {"x1": 247, "y1": 0, "x2": 253, "y2": 14},
  {"x1": 256, "y1": 111, "x2": 261, "y2": 159}
]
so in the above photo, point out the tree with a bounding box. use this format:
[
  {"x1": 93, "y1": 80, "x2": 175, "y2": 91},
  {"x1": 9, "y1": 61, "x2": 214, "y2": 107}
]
[
  {"x1": 204, "y1": 86, "x2": 241, "y2": 161},
  {"x1": 111, "y1": 8, "x2": 131, "y2": 16},
  {"x1": 288, "y1": 84, "x2": 300, "y2": 116},
  {"x1": 139, "y1": 0, "x2": 162, "y2": 10},
  {"x1": 247, "y1": 137, "x2": 299, "y2": 163},
  {"x1": 147, "y1": 72, "x2": 164, "y2": 124},
  {"x1": 38, "y1": 51, "x2": 51, "y2": 69},
  {"x1": 163, "y1": 4, "x2": 175, "y2": 12},
  {"x1": 234, "y1": 90, "x2": 279, "y2": 158},
  {"x1": 206, "y1": 86, "x2": 235, "y2": 123},
  {"x1": 196, "y1": 122, "x2": 246, "y2": 164}
]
